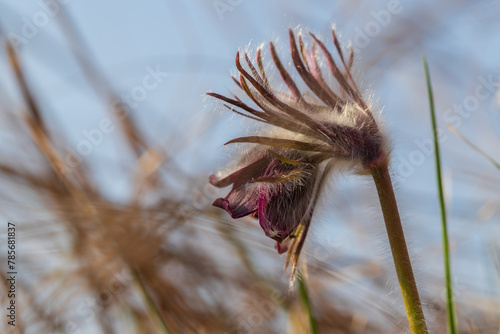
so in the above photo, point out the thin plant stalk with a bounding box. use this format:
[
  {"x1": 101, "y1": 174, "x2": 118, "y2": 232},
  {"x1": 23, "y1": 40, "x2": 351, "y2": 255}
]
[
  {"x1": 371, "y1": 164, "x2": 428, "y2": 333},
  {"x1": 132, "y1": 268, "x2": 171, "y2": 334},
  {"x1": 422, "y1": 54, "x2": 458, "y2": 334},
  {"x1": 447, "y1": 124, "x2": 500, "y2": 170},
  {"x1": 297, "y1": 270, "x2": 319, "y2": 334}
]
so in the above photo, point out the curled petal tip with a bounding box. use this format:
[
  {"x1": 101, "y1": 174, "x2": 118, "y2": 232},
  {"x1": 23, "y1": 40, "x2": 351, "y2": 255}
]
[
  {"x1": 212, "y1": 193, "x2": 258, "y2": 219},
  {"x1": 308, "y1": 31, "x2": 319, "y2": 41},
  {"x1": 208, "y1": 174, "x2": 219, "y2": 186},
  {"x1": 212, "y1": 198, "x2": 234, "y2": 217},
  {"x1": 212, "y1": 198, "x2": 227, "y2": 209},
  {"x1": 275, "y1": 240, "x2": 290, "y2": 254}
]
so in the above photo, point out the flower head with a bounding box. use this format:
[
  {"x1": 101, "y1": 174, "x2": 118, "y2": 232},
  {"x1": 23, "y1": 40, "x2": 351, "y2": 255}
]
[{"x1": 208, "y1": 28, "x2": 389, "y2": 274}]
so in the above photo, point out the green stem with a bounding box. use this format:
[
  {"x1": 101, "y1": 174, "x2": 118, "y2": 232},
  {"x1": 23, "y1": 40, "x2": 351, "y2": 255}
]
[
  {"x1": 371, "y1": 164, "x2": 427, "y2": 333},
  {"x1": 422, "y1": 54, "x2": 458, "y2": 334},
  {"x1": 297, "y1": 270, "x2": 319, "y2": 334}
]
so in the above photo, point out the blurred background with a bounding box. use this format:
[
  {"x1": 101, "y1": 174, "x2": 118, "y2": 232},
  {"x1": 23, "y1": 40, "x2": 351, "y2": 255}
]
[{"x1": 0, "y1": 0, "x2": 499, "y2": 333}]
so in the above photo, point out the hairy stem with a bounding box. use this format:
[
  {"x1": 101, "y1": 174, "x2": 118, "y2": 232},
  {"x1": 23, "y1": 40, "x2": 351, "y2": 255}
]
[
  {"x1": 297, "y1": 270, "x2": 319, "y2": 334},
  {"x1": 371, "y1": 164, "x2": 428, "y2": 333}
]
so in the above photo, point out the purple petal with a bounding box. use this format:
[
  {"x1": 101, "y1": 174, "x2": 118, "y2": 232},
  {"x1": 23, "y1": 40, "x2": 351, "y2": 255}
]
[{"x1": 212, "y1": 183, "x2": 259, "y2": 219}]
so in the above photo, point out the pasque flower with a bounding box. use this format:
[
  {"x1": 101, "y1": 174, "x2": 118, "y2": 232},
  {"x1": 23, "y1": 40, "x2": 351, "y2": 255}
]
[
  {"x1": 209, "y1": 28, "x2": 388, "y2": 259},
  {"x1": 208, "y1": 28, "x2": 428, "y2": 333}
]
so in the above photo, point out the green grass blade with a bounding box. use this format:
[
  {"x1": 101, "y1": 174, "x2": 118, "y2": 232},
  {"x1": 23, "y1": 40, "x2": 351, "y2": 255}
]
[
  {"x1": 422, "y1": 54, "x2": 458, "y2": 334},
  {"x1": 297, "y1": 270, "x2": 319, "y2": 334}
]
